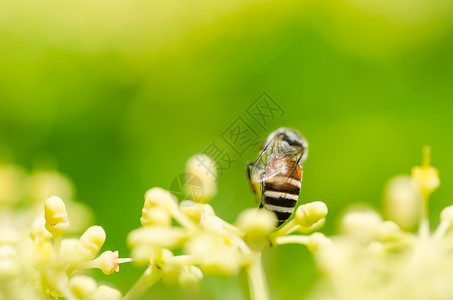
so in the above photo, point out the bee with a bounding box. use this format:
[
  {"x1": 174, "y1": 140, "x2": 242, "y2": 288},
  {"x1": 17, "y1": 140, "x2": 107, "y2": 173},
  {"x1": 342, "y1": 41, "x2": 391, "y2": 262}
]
[{"x1": 247, "y1": 127, "x2": 308, "y2": 226}]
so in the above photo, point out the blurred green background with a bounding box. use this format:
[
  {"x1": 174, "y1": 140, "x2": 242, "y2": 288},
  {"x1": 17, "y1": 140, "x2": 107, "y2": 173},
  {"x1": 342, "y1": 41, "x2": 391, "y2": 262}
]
[{"x1": 1, "y1": 0, "x2": 453, "y2": 299}]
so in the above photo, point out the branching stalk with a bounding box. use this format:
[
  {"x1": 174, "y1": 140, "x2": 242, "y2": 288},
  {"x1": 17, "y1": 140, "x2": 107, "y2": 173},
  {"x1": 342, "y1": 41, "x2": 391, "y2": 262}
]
[
  {"x1": 123, "y1": 264, "x2": 162, "y2": 300},
  {"x1": 247, "y1": 252, "x2": 269, "y2": 300}
]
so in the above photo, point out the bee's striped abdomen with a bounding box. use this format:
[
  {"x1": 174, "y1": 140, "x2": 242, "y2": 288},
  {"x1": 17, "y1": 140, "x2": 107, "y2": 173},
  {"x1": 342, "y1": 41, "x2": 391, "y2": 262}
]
[{"x1": 262, "y1": 157, "x2": 302, "y2": 226}]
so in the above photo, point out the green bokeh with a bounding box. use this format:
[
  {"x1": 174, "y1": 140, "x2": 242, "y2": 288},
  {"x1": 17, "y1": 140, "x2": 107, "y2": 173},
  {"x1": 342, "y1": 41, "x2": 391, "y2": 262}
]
[{"x1": 1, "y1": 0, "x2": 453, "y2": 298}]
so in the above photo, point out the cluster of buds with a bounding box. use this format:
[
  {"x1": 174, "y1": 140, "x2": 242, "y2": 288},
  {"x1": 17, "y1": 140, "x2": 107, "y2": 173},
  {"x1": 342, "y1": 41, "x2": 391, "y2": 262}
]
[
  {"x1": 1, "y1": 155, "x2": 331, "y2": 300},
  {"x1": 125, "y1": 154, "x2": 329, "y2": 300},
  {"x1": 309, "y1": 147, "x2": 451, "y2": 300},
  {"x1": 15, "y1": 196, "x2": 126, "y2": 299},
  {"x1": 0, "y1": 164, "x2": 127, "y2": 300}
]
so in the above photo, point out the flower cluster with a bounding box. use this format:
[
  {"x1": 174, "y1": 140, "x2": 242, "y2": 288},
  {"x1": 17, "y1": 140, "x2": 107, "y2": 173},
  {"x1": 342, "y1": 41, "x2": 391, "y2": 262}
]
[
  {"x1": 125, "y1": 154, "x2": 330, "y2": 300},
  {"x1": 0, "y1": 156, "x2": 330, "y2": 300},
  {"x1": 0, "y1": 165, "x2": 127, "y2": 300},
  {"x1": 308, "y1": 147, "x2": 450, "y2": 300}
]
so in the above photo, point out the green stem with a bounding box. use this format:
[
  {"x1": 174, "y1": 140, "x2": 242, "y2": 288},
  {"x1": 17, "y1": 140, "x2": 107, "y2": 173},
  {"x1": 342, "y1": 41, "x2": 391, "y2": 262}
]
[
  {"x1": 247, "y1": 252, "x2": 269, "y2": 300},
  {"x1": 270, "y1": 219, "x2": 297, "y2": 238},
  {"x1": 123, "y1": 264, "x2": 161, "y2": 300}
]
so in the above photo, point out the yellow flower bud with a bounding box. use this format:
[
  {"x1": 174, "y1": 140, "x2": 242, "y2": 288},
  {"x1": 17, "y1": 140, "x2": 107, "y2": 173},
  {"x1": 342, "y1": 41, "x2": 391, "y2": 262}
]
[
  {"x1": 186, "y1": 234, "x2": 243, "y2": 276},
  {"x1": 79, "y1": 226, "x2": 106, "y2": 259},
  {"x1": 144, "y1": 187, "x2": 178, "y2": 212},
  {"x1": 236, "y1": 208, "x2": 276, "y2": 236},
  {"x1": 200, "y1": 251, "x2": 242, "y2": 276},
  {"x1": 60, "y1": 238, "x2": 83, "y2": 264},
  {"x1": 200, "y1": 215, "x2": 224, "y2": 233},
  {"x1": 185, "y1": 154, "x2": 217, "y2": 203},
  {"x1": 412, "y1": 166, "x2": 440, "y2": 196},
  {"x1": 180, "y1": 200, "x2": 215, "y2": 224},
  {"x1": 95, "y1": 251, "x2": 120, "y2": 275},
  {"x1": 411, "y1": 146, "x2": 440, "y2": 196},
  {"x1": 30, "y1": 216, "x2": 52, "y2": 242},
  {"x1": 377, "y1": 221, "x2": 403, "y2": 242},
  {"x1": 340, "y1": 208, "x2": 382, "y2": 241},
  {"x1": 44, "y1": 196, "x2": 69, "y2": 237},
  {"x1": 295, "y1": 201, "x2": 328, "y2": 228},
  {"x1": 92, "y1": 285, "x2": 122, "y2": 300},
  {"x1": 0, "y1": 222, "x2": 19, "y2": 245},
  {"x1": 306, "y1": 233, "x2": 331, "y2": 252},
  {"x1": 141, "y1": 206, "x2": 171, "y2": 227},
  {"x1": 0, "y1": 245, "x2": 21, "y2": 281},
  {"x1": 69, "y1": 275, "x2": 97, "y2": 298},
  {"x1": 366, "y1": 241, "x2": 386, "y2": 257},
  {"x1": 0, "y1": 165, "x2": 26, "y2": 205},
  {"x1": 28, "y1": 171, "x2": 73, "y2": 204},
  {"x1": 30, "y1": 241, "x2": 53, "y2": 270},
  {"x1": 178, "y1": 265, "x2": 203, "y2": 290},
  {"x1": 236, "y1": 208, "x2": 276, "y2": 250},
  {"x1": 440, "y1": 205, "x2": 453, "y2": 224},
  {"x1": 159, "y1": 249, "x2": 180, "y2": 285},
  {"x1": 384, "y1": 176, "x2": 421, "y2": 230}
]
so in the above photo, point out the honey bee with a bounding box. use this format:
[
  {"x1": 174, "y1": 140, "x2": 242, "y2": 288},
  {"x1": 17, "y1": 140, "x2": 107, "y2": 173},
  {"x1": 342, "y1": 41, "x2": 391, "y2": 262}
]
[{"x1": 247, "y1": 127, "x2": 308, "y2": 226}]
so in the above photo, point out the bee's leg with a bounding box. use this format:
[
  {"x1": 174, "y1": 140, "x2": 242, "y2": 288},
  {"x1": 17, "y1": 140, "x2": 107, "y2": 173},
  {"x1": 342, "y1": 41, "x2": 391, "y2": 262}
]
[
  {"x1": 259, "y1": 172, "x2": 265, "y2": 208},
  {"x1": 246, "y1": 161, "x2": 253, "y2": 181}
]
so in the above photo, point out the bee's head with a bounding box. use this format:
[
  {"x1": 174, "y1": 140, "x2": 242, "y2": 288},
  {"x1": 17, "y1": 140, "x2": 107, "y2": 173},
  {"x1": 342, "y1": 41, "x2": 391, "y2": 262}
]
[{"x1": 262, "y1": 127, "x2": 308, "y2": 163}]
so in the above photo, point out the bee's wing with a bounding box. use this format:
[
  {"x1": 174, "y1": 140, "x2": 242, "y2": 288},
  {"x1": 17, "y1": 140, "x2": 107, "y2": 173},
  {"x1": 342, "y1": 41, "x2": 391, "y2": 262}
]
[
  {"x1": 247, "y1": 140, "x2": 273, "y2": 203},
  {"x1": 253, "y1": 143, "x2": 304, "y2": 181},
  {"x1": 282, "y1": 147, "x2": 305, "y2": 176}
]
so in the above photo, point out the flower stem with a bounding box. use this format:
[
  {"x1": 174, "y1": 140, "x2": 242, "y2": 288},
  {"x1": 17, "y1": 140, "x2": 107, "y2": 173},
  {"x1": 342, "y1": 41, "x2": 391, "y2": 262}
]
[
  {"x1": 222, "y1": 220, "x2": 243, "y2": 236},
  {"x1": 170, "y1": 207, "x2": 199, "y2": 232},
  {"x1": 171, "y1": 255, "x2": 197, "y2": 265},
  {"x1": 273, "y1": 235, "x2": 310, "y2": 246},
  {"x1": 271, "y1": 219, "x2": 297, "y2": 238},
  {"x1": 123, "y1": 264, "x2": 161, "y2": 300},
  {"x1": 433, "y1": 220, "x2": 450, "y2": 241},
  {"x1": 418, "y1": 192, "x2": 430, "y2": 239},
  {"x1": 247, "y1": 252, "x2": 269, "y2": 300},
  {"x1": 53, "y1": 236, "x2": 62, "y2": 259}
]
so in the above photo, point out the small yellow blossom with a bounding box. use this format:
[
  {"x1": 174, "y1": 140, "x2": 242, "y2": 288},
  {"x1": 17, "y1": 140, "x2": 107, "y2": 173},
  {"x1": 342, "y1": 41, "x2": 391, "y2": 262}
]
[
  {"x1": 92, "y1": 285, "x2": 122, "y2": 300},
  {"x1": 185, "y1": 154, "x2": 217, "y2": 203},
  {"x1": 0, "y1": 164, "x2": 26, "y2": 205},
  {"x1": 178, "y1": 265, "x2": 203, "y2": 290},
  {"x1": 180, "y1": 200, "x2": 215, "y2": 224},
  {"x1": 340, "y1": 208, "x2": 382, "y2": 242},
  {"x1": 236, "y1": 208, "x2": 276, "y2": 251},
  {"x1": 28, "y1": 171, "x2": 74, "y2": 204},
  {"x1": 0, "y1": 245, "x2": 21, "y2": 281},
  {"x1": 95, "y1": 250, "x2": 120, "y2": 275},
  {"x1": 440, "y1": 205, "x2": 453, "y2": 224},
  {"x1": 186, "y1": 233, "x2": 244, "y2": 276},
  {"x1": 79, "y1": 225, "x2": 106, "y2": 259},
  {"x1": 44, "y1": 196, "x2": 70, "y2": 238},
  {"x1": 141, "y1": 206, "x2": 171, "y2": 227},
  {"x1": 384, "y1": 175, "x2": 421, "y2": 230},
  {"x1": 144, "y1": 187, "x2": 178, "y2": 212},
  {"x1": 30, "y1": 216, "x2": 53, "y2": 242},
  {"x1": 294, "y1": 201, "x2": 328, "y2": 228},
  {"x1": 69, "y1": 275, "x2": 97, "y2": 298},
  {"x1": 411, "y1": 146, "x2": 440, "y2": 196}
]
